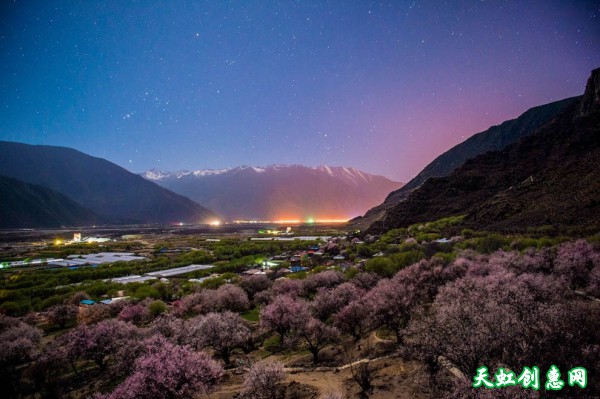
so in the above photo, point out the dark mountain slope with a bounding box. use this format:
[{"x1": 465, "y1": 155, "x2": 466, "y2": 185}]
[
  {"x1": 351, "y1": 96, "x2": 578, "y2": 230},
  {"x1": 367, "y1": 68, "x2": 600, "y2": 233},
  {"x1": 0, "y1": 142, "x2": 218, "y2": 225},
  {"x1": 0, "y1": 175, "x2": 100, "y2": 228}
]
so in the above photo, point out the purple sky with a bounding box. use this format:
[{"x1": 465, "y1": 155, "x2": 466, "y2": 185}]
[{"x1": 1, "y1": 1, "x2": 599, "y2": 182}]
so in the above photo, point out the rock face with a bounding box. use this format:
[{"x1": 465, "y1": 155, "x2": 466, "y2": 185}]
[
  {"x1": 143, "y1": 165, "x2": 402, "y2": 221},
  {"x1": 0, "y1": 175, "x2": 101, "y2": 228},
  {"x1": 0, "y1": 141, "x2": 218, "y2": 225},
  {"x1": 579, "y1": 67, "x2": 600, "y2": 117},
  {"x1": 350, "y1": 96, "x2": 578, "y2": 230},
  {"x1": 367, "y1": 68, "x2": 600, "y2": 233}
]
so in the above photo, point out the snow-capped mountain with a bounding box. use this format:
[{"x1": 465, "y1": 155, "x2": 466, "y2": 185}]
[{"x1": 141, "y1": 165, "x2": 403, "y2": 221}]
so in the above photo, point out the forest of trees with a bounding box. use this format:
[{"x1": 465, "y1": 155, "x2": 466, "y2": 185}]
[{"x1": 1, "y1": 238, "x2": 599, "y2": 398}]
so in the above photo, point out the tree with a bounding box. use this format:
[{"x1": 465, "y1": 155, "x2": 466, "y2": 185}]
[
  {"x1": 187, "y1": 311, "x2": 250, "y2": 364},
  {"x1": 172, "y1": 291, "x2": 211, "y2": 316},
  {"x1": 406, "y1": 267, "x2": 560, "y2": 375},
  {"x1": 334, "y1": 300, "x2": 369, "y2": 340},
  {"x1": 297, "y1": 317, "x2": 339, "y2": 363},
  {"x1": 30, "y1": 340, "x2": 70, "y2": 399},
  {"x1": 554, "y1": 239, "x2": 600, "y2": 289},
  {"x1": 0, "y1": 316, "x2": 43, "y2": 397},
  {"x1": 45, "y1": 304, "x2": 78, "y2": 328},
  {"x1": 349, "y1": 361, "x2": 373, "y2": 399},
  {"x1": 350, "y1": 272, "x2": 380, "y2": 290},
  {"x1": 242, "y1": 360, "x2": 285, "y2": 399},
  {"x1": 587, "y1": 264, "x2": 600, "y2": 297},
  {"x1": 67, "y1": 291, "x2": 90, "y2": 306},
  {"x1": 118, "y1": 303, "x2": 151, "y2": 326},
  {"x1": 214, "y1": 284, "x2": 250, "y2": 312},
  {"x1": 0, "y1": 315, "x2": 42, "y2": 371},
  {"x1": 311, "y1": 283, "x2": 362, "y2": 321},
  {"x1": 148, "y1": 300, "x2": 168, "y2": 318},
  {"x1": 272, "y1": 278, "x2": 303, "y2": 298},
  {"x1": 366, "y1": 258, "x2": 465, "y2": 343},
  {"x1": 78, "y1": 304, "x2": 111, "y2": 325},
  {"x1": 150, "y1": 314, "x2": 186, "y2": 345},
  {"x1": 259, "y1": 295, "x2": 309, "y2": 345},
  {"x1": 63, "y1": 318, "x2": 140, "y2": 372},
  {"x1": 240, "y1": 274, "x2": 272, "y2": 301},
  {"x1": 302, "y1": 270, "x2": 345, "y2": 295},
  {"x1": 99, "y1": 336, "x2": 223, "y2": 399}
]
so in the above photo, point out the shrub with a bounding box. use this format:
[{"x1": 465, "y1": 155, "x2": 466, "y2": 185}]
[{"x1": 242, "y1": 360, "x2": 285, "y2": 399}]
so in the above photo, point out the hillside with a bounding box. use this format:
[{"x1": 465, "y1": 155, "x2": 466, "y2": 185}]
[
  {"x1": 0, "y1": 142, "x2": 218, "y2": 225},
  {"x1": 351, "y1": 96, "x2": 578, "y2": 230},
  {"x1": 143, "y1": 165, "x2": 402, "y2": 221},
  {"x1": 367, "y1": 68, "x2": 600, "y2": 233},
  {"x1": 0, "y1": 175, "x2": 100, "y2": 228}
]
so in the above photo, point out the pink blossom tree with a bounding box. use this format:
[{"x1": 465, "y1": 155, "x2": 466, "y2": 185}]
[
  {"x1": 310, "y1": 282, "x2": 362, "y2": 321},
  {"x1": 302, "y1": 270, "x2": 345, "y2": 295},
  {"x1": 554, "y1": 239, "x2": 600, "y2": 289},
  {"x1": 272, "y1": 278, "x2": 303, "y2": 298},
  {"x1": 172, "y1": 290, "x2": 214, "y2": 317},
  {"x1": 259, "y1": 295, "x2": 309, "y2": 345},
  {"x1": 242, "y1": 360, "x2": 285, "y2": 399},
  {"x1": 240, "y1": 274, "x2": 272, "y2": 301},
  {"x1": 297, "y1": 317, "x2": 340, "y2": 363},
  {"x1": 45, "y1": 303, "x2": 79, "y2": 328},
  {"x1": 186, "y1": 311, "x2": 250, "y2": 364},
  {"x1": 150, "y1": 314, "x2": 186, "y2": 345},
  {"x1": 405, "y1": 268, "x2": 568, "y2": 375},
  {"x1": 63, "y1": 318, "x2": 140, "y2": 372},
  {"x1": 254, "y1": 289, "x2": 274, "y2": 306},
  {"x1": 366, "y1": 258, "x2": 466, "y2": 343},
  {"x1": 118, "y1": 303, "x2": 151, "y2": 326},
  {"x1": 334, "y1": 300, "x2": 370, "y2": 340},
  {"x1": 350, "y1": 272, "x2": 380, "y2": 290},
  {"x1": 214, "y1": 283, "x2": 250, "y2": 312},
  {"x1": 0, "y1": 316, "x2": 42, "y2": 369},
  {"x1": 587, "y1": 264, "x2": 600, "y2": 297},
  {"x1": 0, "y1": 316, "x2": 43, "y2": 396},
  {"x1": 98, "y1": 336, "x2": 223, "y2": 399}
]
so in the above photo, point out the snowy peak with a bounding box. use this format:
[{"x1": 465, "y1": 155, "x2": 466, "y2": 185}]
[
  {"x1": 142, "y1": 165, "x2": 392, "y2": 183},
  {"x1": 142, "y1": 169, "x2": 171, "y2": 181},
  {"x1": 192, "y1": 168, "x2": 232, "y2": 177},
  {"x1": 313, "y1": 165, "x2": 372, "y2": 184},
  {"x1": 141, "y1": 164, "x2": 403, "y2": 220},
  {"x1": 143, "y1": 168, "x2": 231, "y2": 180}
]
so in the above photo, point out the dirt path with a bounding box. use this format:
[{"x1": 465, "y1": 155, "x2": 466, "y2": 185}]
[
  {"x1": 283, "y1": 354, "x2": 396, "y2": 373},
  {"x1": 285, "y1": 368, "x2": 348, "y2": 395}
]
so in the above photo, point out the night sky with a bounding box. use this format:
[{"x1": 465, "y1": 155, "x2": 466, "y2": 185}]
[{"x1": 0, "y1": 1, "x2": 598, "y2": 182}]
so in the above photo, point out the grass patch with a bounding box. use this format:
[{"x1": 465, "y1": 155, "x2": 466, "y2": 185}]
[{"x1": 240, "y1": 307, "x2": 260, "y2": 322}]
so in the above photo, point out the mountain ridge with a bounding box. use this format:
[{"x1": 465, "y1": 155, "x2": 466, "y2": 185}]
[
  {"x1": 142, "y1": 164, "x2": 403, "y2": 221},
  {"x1": 367, "y1": 68, "x2": 600, "y2": 233},
  {"x1": 0, "y1": 174, "x2": 101, "y2": 228},
  {"x1": 350, "y1": 95, "x2": 579, "y2": 230},
  {"x1": 0, "y1": 141, "x2": 218, "y2": 225}
]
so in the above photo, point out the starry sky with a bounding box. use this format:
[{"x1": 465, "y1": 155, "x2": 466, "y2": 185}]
[{"x1": 0, "y1": 1, "x2": 599, "y2": 182}]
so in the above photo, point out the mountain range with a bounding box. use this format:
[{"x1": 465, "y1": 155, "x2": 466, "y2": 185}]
[
  {"x1": 0, "y1": 141, "x2": 217, "y2": 227},
  {"x1": 350, "y1": 96, "x2": 580, "y2": 230},
  {"x1": 365, "y1": 68, "x2": 600, "y2": 233},
  {"x1": 2, "y1": 67, "x2": 597, "y2": 231},
  {"x1": 142, "y1": 165, "x2": 403, "y2": 221},
  {"x1": 0, "y1": 175, "x2": 101, "y2": 228}
]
